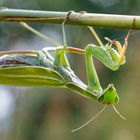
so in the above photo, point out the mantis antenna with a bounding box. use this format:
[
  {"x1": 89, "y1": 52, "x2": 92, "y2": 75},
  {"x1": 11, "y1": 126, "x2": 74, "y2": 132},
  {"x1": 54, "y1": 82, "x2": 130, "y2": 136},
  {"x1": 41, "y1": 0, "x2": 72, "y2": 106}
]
[
  {"x1": 112, "y1": 105, "x2": 126, "y2": 120},
  {"x1": 71, "y1": 105, "x2": 126, "y2": 132},
  {"x1": 71, "y1": 105, "x2": 107, "y2": 132}
]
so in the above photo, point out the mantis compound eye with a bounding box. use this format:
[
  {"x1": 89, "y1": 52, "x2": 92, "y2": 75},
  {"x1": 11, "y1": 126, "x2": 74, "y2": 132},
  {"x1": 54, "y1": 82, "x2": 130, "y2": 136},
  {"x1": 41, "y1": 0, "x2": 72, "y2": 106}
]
[{"x1": 97, "y1": 84, "x2": 119, "y2": 104}]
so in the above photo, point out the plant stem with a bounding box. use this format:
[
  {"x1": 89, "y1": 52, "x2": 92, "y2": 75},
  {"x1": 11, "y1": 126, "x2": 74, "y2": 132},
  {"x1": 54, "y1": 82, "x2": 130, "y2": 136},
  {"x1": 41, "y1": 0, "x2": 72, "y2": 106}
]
[{"x1": 0, "y1": 8, "x2": 140, "y2": 29}]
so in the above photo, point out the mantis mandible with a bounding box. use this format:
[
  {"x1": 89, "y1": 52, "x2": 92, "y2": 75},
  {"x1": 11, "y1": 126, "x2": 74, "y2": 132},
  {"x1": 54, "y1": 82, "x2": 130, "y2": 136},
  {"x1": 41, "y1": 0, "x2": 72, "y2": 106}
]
[{"x1": 0, "y1": 12, "x2": 131, "y2": 132}]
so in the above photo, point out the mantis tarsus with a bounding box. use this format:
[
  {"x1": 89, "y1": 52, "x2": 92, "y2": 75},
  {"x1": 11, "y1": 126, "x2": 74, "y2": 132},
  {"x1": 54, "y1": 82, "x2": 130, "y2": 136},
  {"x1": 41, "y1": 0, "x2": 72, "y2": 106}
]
[{"x1": 0, "y1": 12, "x2": 131, "y2": 132}]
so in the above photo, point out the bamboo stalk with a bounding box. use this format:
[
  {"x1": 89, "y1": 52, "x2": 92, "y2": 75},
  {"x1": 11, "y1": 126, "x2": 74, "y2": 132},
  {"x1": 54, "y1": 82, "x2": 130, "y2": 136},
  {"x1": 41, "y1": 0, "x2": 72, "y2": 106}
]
[{"x1": 0, "y1": 8, "x2": 140, "y2": 29}]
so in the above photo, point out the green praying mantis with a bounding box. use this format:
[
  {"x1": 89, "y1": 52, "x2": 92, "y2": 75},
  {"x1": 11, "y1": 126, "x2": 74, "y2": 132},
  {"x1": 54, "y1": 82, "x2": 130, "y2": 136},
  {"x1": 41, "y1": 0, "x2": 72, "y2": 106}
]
[{"x1": 0, "y1": 12, "x2": 132, "y2": 132}]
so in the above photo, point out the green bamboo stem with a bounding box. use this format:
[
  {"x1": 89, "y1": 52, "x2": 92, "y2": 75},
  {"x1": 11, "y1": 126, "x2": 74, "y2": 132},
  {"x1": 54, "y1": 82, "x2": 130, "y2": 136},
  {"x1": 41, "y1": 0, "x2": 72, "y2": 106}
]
[{"x1": 0, "y1": 8, "x2": 140, "y2": 29}]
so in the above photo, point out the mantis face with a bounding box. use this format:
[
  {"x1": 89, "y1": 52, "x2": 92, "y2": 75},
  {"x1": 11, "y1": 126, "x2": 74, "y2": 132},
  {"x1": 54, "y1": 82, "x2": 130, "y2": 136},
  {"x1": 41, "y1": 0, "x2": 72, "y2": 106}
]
[{"x1": 97, "y1": 84, "x2": 119, "y2": 104}]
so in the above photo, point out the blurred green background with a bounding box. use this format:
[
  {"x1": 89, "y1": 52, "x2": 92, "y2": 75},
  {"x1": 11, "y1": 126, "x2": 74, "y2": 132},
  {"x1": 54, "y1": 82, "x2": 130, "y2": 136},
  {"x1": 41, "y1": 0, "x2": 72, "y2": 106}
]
[{"x1": 0, "y1": 0, "x2": 140, "y2": 140}]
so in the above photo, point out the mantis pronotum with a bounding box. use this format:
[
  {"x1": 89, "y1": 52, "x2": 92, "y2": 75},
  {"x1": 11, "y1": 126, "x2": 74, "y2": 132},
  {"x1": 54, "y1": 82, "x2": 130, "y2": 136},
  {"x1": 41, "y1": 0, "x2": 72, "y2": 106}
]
[{"x1": 0, "y1": 12, "x2": 131, "y2": 132}]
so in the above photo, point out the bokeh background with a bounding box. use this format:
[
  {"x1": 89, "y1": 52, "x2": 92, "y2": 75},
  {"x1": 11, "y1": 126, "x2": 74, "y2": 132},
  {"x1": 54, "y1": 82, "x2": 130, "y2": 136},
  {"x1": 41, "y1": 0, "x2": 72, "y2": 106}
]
[{"x1": 0, "y1": 0, "x2": 140, "y2": 140}]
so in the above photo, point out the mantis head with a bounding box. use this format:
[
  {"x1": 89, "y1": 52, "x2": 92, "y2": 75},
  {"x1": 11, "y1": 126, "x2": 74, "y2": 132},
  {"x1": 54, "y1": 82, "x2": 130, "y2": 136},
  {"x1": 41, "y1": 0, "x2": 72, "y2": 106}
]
[{"x1": 97, "y1": 84, "x2": 119, "y2": 104}]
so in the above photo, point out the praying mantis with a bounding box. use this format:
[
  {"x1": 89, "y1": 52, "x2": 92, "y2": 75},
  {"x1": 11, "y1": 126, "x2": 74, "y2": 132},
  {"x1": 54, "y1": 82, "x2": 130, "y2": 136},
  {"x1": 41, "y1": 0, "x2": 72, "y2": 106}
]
[{"x1": 0, "y1": 12, "x2": 131, "y2": 131}]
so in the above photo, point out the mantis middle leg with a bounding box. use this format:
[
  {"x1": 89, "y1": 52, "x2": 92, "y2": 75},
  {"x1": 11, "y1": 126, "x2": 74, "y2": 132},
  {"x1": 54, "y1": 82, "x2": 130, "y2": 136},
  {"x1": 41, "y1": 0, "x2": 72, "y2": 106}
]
[{"x1": 53, "y1": 12, "x2": 72, "y2": 67}]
